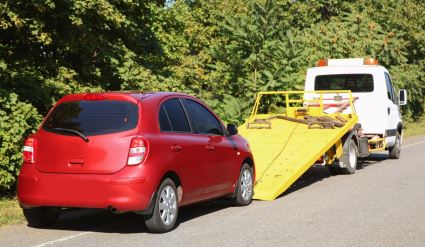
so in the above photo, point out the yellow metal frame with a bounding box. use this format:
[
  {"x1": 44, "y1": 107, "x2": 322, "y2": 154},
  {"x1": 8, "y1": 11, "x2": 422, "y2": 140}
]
[
  {"x1": 239, "y1": 90, "x2": 359, "y2": 200},
  {"x1": 368, "y1": 138, "x2": 386, "y2": 151},
  {"x1": 249, "y1": 90, "x2": 356, "y2": 120}
]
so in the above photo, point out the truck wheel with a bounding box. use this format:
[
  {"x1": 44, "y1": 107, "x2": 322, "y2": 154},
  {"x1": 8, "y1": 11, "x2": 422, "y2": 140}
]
[
  {"x1": 389, "y1": 132, "x2": 401, "y2": 159},
  {"x1": 232, "y1": 163, "x2": 254, "y2": 206},
  {"x1": 340, "y1": 139, "x2": 358, "y2": 174},
  {"x1": 23, "y1": 207, "x2": 61, "y2": 227},
  {"x1": 144, "y1": 178, "x2": 178, "y2": 233}
]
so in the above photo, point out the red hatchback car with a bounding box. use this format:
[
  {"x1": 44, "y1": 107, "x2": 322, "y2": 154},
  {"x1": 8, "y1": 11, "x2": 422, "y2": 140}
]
[{"x1": 17, "y1": 92, "x2": 254, "y2": 233}]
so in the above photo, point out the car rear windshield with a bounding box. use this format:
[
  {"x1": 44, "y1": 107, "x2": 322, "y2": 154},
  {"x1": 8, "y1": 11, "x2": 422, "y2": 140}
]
[
  {"x1": 43, "y1": 100, "x2": 138, "y2": 136},
  {"x1": 314, "y1": 74, "x2": 374, "y2": 92}
]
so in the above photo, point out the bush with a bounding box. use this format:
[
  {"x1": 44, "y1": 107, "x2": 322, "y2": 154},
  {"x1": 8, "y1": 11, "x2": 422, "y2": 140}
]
[{"x1": 0, "y1": 92, "x2": 42, "y2": 194}]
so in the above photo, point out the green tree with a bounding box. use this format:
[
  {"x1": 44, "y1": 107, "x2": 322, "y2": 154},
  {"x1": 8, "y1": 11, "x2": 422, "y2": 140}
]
[{"x1": 0, "y1": 91, "x2": 42, "y2": 191}]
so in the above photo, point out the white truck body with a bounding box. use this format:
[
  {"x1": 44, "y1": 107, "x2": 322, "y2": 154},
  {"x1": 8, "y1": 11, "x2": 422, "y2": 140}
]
[{"x1": 304, "y1": 58, "x2": 405, "y2": 150}]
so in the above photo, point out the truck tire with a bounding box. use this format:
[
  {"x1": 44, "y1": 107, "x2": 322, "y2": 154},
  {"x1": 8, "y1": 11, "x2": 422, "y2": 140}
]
[
  {"x1": 329, "y1": 139, "x2": 358, "y2": 175},
  {"x1": 23, "y1": 207, "x2": 61, "y2": 227},
  {"x1": 341, "y1": 139, "x2": 358, "y2": 174},
  {"x1": 389, "y1": 132, "x2": 401, "y2": 159},
  {"x1": 144, "y1": 178, "x2": 179, "y2": 233}
]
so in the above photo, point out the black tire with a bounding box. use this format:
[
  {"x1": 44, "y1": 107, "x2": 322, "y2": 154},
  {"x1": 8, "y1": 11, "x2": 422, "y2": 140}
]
[
  {"x1": 340, "y1": 139, "x2": 358, "y2": 174},
  {"x1": 23, "y1": 207, "x2": 61, "y2": 228},
  {"x1": 389, "y1": 132, "x2": 401, "y2": 159},
  {"x1": 144, "y1": 178, "x2": 178, "y2": 233},
  {"x1": 233, "y1": 164, "x2": 254, "y2": 206},
  {"x1": 328, "y1": 139, "x2": 358, "y2": 175}
]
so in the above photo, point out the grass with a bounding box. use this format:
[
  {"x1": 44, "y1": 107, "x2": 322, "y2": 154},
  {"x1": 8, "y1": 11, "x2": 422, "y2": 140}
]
[
  {"x1": 404, "y1": 118, "x2": 425, "y2": 137},
  {"x1": 0, "y1": 196, "x2": 24, "y2": 227}
]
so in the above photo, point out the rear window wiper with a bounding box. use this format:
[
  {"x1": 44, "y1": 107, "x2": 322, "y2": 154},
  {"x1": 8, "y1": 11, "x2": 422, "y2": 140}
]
[{"x1": 52, "y1": 128, "x2": 89, "y2": 142}]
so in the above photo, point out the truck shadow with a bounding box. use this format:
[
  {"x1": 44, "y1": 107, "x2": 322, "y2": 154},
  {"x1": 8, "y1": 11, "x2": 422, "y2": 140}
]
[{"x1": 280, "y1": 153, "x2": 388, "y2": 198}]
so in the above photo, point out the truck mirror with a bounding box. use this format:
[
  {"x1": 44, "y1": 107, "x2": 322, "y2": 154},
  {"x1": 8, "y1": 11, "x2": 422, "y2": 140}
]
[{"x1": 399, "y1": 89, "x2": 407, "y2": 105}]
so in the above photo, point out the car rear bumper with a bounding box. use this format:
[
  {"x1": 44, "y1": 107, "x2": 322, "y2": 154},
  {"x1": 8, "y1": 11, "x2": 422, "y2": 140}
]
[{"x1": 17, "y1": 164, "x2": 155, "y2": 212}]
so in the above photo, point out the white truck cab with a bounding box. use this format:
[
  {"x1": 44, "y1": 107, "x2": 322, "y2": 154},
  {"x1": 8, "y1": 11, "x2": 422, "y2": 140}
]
[{"x1": 304, "y1": 58, "x2": 407, "y2": 158}]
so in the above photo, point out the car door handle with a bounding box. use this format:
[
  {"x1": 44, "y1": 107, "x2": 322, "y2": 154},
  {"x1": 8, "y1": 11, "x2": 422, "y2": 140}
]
[
  {"x1": 171, "y1": 145, "x2": 182, "y2": 152},
  {"x1": 206, "y1": 145, "x2": 215, "y2": 151},
  {"x1": 388, "y1": 107, "x2": 390, "y2": 115}
]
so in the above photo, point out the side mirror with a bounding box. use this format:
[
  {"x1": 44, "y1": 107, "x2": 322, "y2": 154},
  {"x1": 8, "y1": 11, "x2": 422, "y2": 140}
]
[
  {"x1": 399, "y1": 89, "x2": 407, "y2": 106},
  {"x1": 227, "y1": 124, "x2": 238, "y2": 136}
]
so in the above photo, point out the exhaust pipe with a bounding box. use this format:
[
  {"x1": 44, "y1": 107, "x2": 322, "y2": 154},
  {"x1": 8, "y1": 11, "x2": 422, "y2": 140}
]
[{"x1": 108, "y1": 206, "x2": 125, "y2": 215}]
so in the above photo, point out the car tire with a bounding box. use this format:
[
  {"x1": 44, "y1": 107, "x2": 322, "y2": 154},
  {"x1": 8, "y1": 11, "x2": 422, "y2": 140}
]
[
  {"x1": 233, "y1": 164, "x2": 254, "y2": 206},
  {"x1": 23, "y1": 207, "x2": 61, "y2": 227},
  {"x1": 144, "y1": 178, "x2": 178, "y2": 233},
  {"x1": 389, "y1": 132, "x2": 401, "y2": 159}
]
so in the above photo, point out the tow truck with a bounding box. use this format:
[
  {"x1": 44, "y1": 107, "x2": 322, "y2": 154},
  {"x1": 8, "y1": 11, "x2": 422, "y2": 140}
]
[{"x1": 239, "y1": 58, "x2": 407, "y2": 200}]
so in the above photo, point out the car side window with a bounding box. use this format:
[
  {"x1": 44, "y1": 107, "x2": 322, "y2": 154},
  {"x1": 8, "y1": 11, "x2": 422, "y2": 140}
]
[
  {"x1": 184, "y1": 99, "x2": 223, "y2": 135},
  {"x1": 160, "y1": 99, "x2": 191, "y2": 133},
  {"x1": 159, "y1": 105, "x2": 172, "y2": 131},
  {"x1": 384, "y1": 73, "x2": 396, "y2": 104}
]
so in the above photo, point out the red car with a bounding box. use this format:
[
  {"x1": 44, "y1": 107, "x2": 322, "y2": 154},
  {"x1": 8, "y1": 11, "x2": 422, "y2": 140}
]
[{"x1": 17, "y1": 92, "x2": 254, "y2": 233}]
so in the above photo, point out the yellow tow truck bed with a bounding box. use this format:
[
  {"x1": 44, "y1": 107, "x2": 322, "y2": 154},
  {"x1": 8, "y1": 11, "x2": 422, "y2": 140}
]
[{"x1": 239, "y1": 91, "x2": 358, "y2": 200}]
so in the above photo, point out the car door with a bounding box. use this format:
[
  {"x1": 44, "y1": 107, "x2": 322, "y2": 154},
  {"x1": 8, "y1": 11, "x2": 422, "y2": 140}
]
[
  {"x1": 182, "y1": 99, "x2": 238, "y2": 194},
  {"x1": 158, "y1": 98, "x2": 206, "y2": 201}
]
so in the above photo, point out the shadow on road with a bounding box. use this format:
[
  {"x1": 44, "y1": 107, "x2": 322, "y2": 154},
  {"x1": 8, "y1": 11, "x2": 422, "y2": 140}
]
[
  {"x1": 37, "y1": 198, "x2": 234, "y2": 234},
  {"x1": 36, "y1": 154, "x2": 389, "y2": 233},
  {"x1": 279, "y1": 153, "x2": 388, "y2": 198}
]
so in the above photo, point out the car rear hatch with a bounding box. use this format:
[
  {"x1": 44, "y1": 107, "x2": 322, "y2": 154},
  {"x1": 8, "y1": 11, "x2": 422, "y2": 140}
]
[{"x1": 35, "y1": 94, "x2": 140, "y2": 174}]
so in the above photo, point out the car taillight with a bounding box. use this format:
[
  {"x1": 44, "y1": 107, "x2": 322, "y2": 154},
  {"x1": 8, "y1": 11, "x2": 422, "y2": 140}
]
[
  {"x1": 127, "y1": 137, "x2": 147, "y2": 165},
  {"x1": 23, "y1": 137, "x2": 35, "y2": 163}
]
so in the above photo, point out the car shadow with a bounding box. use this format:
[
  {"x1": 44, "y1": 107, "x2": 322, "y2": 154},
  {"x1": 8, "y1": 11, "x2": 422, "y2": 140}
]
[
  {"x1": 37, "y1": 199, "x2": 235, "y2": 234},
  {"x1": 36, "y1": 154, "x2": 389, "y2": 233}
]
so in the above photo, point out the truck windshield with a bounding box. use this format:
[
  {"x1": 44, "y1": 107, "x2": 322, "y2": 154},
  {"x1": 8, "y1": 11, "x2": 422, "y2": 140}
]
[
  {"x1": 43, "y1": 100, "x2": 138, "y2": 136},
  {"x1": 314, "y1": 74, "x2": 374, "y2": 92}
]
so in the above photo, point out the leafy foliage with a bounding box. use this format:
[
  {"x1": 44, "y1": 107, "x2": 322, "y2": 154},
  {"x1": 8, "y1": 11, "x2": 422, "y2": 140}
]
[
  {"x1": 0, "y1": 0, "x2": 424, "y2": 193},
  {"x1": 0, "y1": 92, "x2": 42, "y2": 191}
]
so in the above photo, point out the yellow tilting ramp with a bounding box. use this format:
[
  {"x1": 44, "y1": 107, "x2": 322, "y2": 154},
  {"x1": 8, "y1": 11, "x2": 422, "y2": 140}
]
[{"x1": 239, "y1": 91, "x2": 358, "y2": 200}]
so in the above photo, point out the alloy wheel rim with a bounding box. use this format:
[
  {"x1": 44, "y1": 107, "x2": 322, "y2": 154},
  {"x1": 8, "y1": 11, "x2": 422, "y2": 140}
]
[
  {"x1": 159, "y1": 185, "x2": 177, "y2": 226},
  {"x1": 240, "y1": 169, "x2": 253, "y2": 201}
]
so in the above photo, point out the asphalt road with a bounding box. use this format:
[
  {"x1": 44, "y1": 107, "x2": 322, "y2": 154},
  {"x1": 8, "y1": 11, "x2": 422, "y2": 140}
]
[{"x1": 1, "y1": 135, "x2": 424, "y2": 247}]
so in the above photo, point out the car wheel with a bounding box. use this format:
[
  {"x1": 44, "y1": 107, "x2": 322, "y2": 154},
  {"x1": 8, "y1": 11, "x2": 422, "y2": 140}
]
[
  {"x1": 145, "y1": 178, "x2": 178, "y2": 233},
  {"x1": 233, "y1": 164, "x2": 254, "y2": 206},
  {"x1": 389, "y1": 132, "x2": 401, "y2": 159},
  {"x1": 23, "y1": 207, "x2": 61, "y2": 227}
]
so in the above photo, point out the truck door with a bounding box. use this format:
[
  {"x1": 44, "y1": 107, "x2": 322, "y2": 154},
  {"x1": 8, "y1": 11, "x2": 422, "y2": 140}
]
[{"x1": 384, "y1": 73, "x2": 400, "y2": 145}]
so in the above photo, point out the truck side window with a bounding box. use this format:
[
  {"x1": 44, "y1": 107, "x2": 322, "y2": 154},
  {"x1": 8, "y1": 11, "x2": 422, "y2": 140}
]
[{"x1": 384, "y1": 73, "x2": 396, "y2": 104}]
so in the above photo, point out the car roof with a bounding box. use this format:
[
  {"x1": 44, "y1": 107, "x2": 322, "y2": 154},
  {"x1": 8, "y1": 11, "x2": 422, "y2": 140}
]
[{"x1": 58, "y1": 91, "x2": 190, "y2": 103}]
